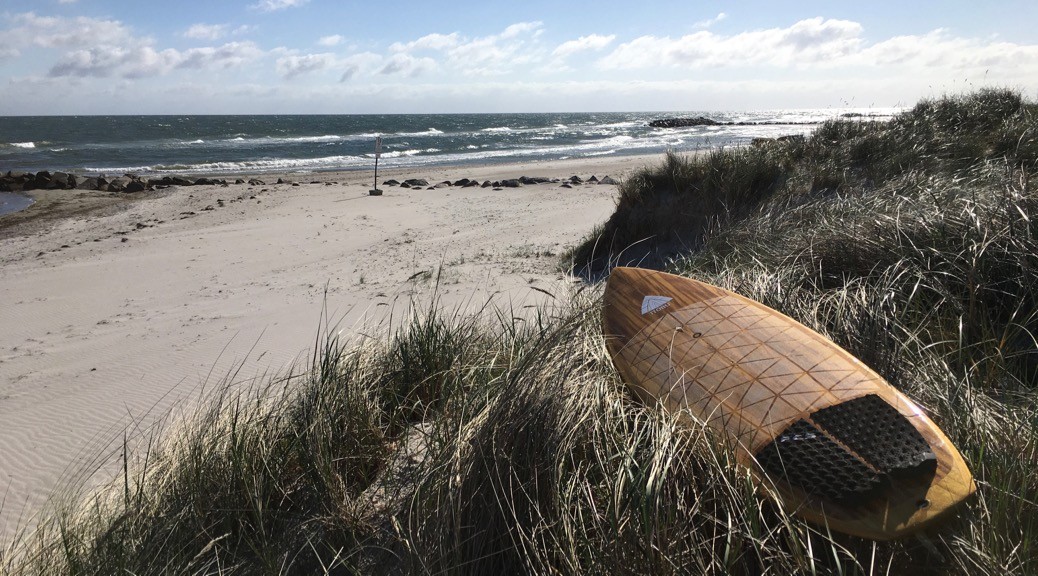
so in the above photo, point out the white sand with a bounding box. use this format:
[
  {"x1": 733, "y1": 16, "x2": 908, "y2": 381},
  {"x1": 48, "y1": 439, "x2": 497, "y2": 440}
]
[{"x1": 0, "y1": 154, "x2": 658, "y2": 541}]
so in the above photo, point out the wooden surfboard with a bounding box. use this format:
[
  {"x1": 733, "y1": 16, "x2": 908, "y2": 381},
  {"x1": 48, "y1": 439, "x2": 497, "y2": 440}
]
[{"x1": 602, "y1": 266, "x2": 975, "y2": 540}]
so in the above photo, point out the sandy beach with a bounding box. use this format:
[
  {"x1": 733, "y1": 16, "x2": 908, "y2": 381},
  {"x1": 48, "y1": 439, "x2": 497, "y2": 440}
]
[{"x1": 0, "y1": 153, "x2": 658, "y2": 541}]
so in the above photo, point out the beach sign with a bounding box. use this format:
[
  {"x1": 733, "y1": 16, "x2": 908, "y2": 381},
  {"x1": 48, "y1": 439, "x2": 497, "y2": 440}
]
[{"x1": 375, "y1": 136, "x2": 383, "y2": 159}]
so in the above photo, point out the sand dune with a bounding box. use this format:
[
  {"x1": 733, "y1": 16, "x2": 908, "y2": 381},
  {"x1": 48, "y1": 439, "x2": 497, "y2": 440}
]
[{"x1": 0, "y1": 154, "x2": 657, "y2": 541}]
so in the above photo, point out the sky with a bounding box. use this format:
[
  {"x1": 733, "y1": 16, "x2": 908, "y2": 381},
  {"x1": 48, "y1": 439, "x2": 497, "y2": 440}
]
[{"x1": 1, "y1": 0, "x2": 1037, "y2": 115}]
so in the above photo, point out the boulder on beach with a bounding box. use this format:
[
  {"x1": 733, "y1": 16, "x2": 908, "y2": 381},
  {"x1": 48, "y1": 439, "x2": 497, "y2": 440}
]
[
  {"x1": 107, "y1": 177, "x2": 131, "y2": 192},
  {"x1": 124, "y1": 180, "x2": 146, "y2": 193},
  {"x1": 383, "y1": 179, "x2": 400, "y2": 186},
  {"x1": 600, "y1": 175, "x2": 619, "y2": 185},
  {"x1": 77, "y1": 177, "x2": 99, "y2": 190},
  {"x1": 519, "y1": 176, "x2": 551, "y2": 185},
  {"x1": 403, "y1": 178, "x2": 429, "y2": 188}
]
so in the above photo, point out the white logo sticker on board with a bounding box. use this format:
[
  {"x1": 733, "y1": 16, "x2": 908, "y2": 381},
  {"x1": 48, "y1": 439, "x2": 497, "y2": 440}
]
[{"x1": 641, "y1": 295, "x2": 672, "y2": 315}]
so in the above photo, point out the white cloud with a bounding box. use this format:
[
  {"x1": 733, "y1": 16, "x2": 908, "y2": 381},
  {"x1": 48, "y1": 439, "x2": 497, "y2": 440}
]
[
  {"x1": 176, "y1": 42, "x2": 263, "y2": 70},
  {"x1": 857, "y1": 30, "x2": 1038, "y2": 71},
  {"x1": 389, "y1": 22, "x2": 544, "y2": 76},
  {"x1": 500, "y1": 22, "x2": 542, "y2": 39},
  {"x1": 58, "y1": 0, "x2": 78, "y2": 4},
  {"x1": 378, "y1": 53, "x2": 437, "y2": 77},
  {"x1": 338, "y1": 52, "x2": 382, "y2": 82},
  {"x1": 597, "y1": 17, "x2": 863, "y2": 70},
  {"x1": 276, "y1": 52, "x2": 336, "y2": 78},
  {"x1": 6, "y1": 12, "x2": 132, "y2": 50},
  {"x1": 47, "y1": 41, "x2": 262, "y2": 78},
  {"x1": 317, "y1": 35, "x2": 344, "y2": 47},
  {"x1": 252, "y1": 0, "x2": 309, "y2": 12},
  {"x1": 390, "y1": 33, "x2": 461, "y2": 54},
  {"x1": 552, "y1": 34, "x2": 615, "y2": 58},
  {"x1": 184, "y1": 23, "x2": 228, "y2": 40},
  {"x1": 694, "y1": 12, "x2": 727, "y2": 29}
]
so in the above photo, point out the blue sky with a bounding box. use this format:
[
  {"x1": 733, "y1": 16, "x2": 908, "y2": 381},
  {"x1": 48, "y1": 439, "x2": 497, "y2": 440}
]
[{"x1": 2, "y1": 0, "x2": 1036, "y2": 114}]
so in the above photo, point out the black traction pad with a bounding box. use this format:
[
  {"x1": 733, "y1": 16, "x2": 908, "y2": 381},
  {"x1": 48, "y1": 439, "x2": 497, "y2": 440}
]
[
  {"x1": 756, "y1": 394, "x2": 938, "y2": 503},
  {"x1": 811, "y1": 394, "x2": 938, "y2": 476},
  {"x1": 756, "y1": 419, "x2": 884, "y2": 503}
]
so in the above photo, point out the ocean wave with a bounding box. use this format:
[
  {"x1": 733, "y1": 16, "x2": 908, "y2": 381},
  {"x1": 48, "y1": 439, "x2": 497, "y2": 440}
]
[
  {"x1": 11, "y1": 142, "x2": 36, "y2": 148},
  {"x1": 366, "y1": 148, "x2": 440, "y2": 158},
  {"x1": 86, "y1": 154, "x2": 372, "y2": 174},
  {"x1": 481, "y1": 127, "x2": 514, "y2": 133},
  {"x1": 394, "y1": 128, "x2": 444, "y2": 137}
]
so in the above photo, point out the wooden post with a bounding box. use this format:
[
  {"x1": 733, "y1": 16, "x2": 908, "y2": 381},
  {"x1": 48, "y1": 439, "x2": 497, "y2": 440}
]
[{"x1": 370, "y1": 136, "x2": 383, "y2": 196}]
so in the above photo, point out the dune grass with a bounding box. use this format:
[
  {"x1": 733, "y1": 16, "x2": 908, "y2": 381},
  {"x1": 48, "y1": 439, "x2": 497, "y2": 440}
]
[{"x1": 4, "y1": 89, "x2": 1038, "y2": 575}]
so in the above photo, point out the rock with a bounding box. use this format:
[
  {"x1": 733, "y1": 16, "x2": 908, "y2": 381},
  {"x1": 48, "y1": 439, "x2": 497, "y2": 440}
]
[
  {"x1": 481, "y1": 180, "x2": 492, "y2": 188},
  {"x1": 235, "y1": 178, "x2": 246, "y2": 185},
  {"x1": 500, "y1": 179, "x2": 522, "y2": 188},
  {"x1": 569, "y1": 175, "x2": 583, "y2": 184},
  {"x1": 560, "y1": 183, "x2": 573, "y2": 189},
  {"x1": 194, "y1": 177, "x2": 217, "y2": 186},
  {"x1": 107, "y1": 177, "x2": 131, "y2": 192},
  {"x1": 519, "y1": 176, "x2": 551, "y2": 185},
  {"x1": 248, "y1": 178, "x2": 266, "y2": 186},
  {"x1": 599, "y1": 175, "x2": 619, "y2": 185},
  {"x1": 433, "y1": 182, "x2": 451, "y2": 189},
  {"x1": 453, "y1": 178, "x2": 471, "y2": 187},
  {"x1": 588, "y1": 175, "x2": 599, "y2": 183},
  {"x1": 48, "y1": 172, "x2": 72, "y2": 189},
  {"x1": 75, "y1": 177, "x2": 98, "y2": 190},
  {"x1": 648, "y1": 116, "x2": 720, "y2": 128},
  {"x1": 172, "y1": 177, "x2": 195, "y2": 186},
  {"x1": 463, "y1": 180, "x2": 479, "y2": 187},
  {"x1": 400, "y1": 181, "x2": 412, "y2": 188},
  {"x1": 124, "y1": 180, "x2": 146, "y2": 193},
  {"x1": 403, "y1": 178, "x2": 429, "y2": 188},
  {"x1": 383, "y1": 179, "x2": 400, "y2": 186}
]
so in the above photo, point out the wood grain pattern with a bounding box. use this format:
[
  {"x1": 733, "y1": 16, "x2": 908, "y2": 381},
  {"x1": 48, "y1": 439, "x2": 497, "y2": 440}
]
[{"x1": 603, "y1": 266, "x2": 975, "y2": 540}]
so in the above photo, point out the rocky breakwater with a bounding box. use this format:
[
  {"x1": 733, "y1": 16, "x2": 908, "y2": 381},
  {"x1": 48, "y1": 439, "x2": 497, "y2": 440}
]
[
  {"x1": 648, "y1": 117, "x2": 721, "y2": 128},
  {"x1": 0, "y1": 171, "x2": 262, "y2": 194},
  {"x1": 381, "y1": 174, "x2": 619, "y2": 191},
  {"x1": 648, "y1": 117, "x2": 824, "y2": 128}
]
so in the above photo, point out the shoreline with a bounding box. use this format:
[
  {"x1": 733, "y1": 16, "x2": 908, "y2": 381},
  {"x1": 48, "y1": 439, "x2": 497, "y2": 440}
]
[
  {"x1": 1, "y1": 153, "x2": 661, "y2": 240},
  {"x1": 0, "y1": 152, "x2": 660, "y2": 542}
]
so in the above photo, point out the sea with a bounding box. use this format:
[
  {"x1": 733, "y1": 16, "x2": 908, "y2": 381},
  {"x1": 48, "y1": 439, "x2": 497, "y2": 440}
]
[{"x1": 0, "y1": 109, "x2": 896, "y2": 177}]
